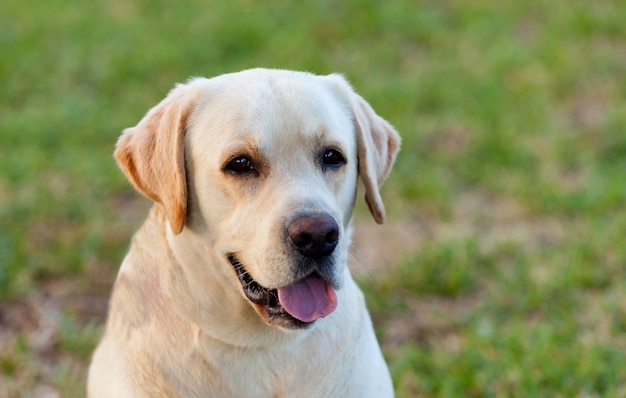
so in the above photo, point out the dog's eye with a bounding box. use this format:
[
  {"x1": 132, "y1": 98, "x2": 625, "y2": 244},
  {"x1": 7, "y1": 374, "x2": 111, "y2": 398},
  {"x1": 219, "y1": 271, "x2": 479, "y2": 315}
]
[
  {"x1": 225, "y1": 156, "x2": 255, "y2": 174},
  {"x1": 322, "y1": 149, "x2": 345, "y2": 169}
]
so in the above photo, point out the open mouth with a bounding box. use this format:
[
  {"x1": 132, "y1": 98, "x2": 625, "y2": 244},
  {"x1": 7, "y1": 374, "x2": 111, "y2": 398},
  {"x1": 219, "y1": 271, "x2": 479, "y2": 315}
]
[{"x1": 228, "y1": 255, "x2": 337, "y2": 329}]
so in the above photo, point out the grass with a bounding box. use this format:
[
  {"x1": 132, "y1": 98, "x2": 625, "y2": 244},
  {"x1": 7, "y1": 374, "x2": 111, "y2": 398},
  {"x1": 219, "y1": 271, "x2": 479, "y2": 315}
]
[{"x1": 2, "y1": 0, "x2": 626, "y2": 396}]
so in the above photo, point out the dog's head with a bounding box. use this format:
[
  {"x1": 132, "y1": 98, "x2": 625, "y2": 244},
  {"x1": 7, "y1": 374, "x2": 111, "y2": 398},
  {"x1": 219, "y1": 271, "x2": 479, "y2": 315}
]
[{"x1": 114, "y1": 69, "x2": 400, "y2": 331}]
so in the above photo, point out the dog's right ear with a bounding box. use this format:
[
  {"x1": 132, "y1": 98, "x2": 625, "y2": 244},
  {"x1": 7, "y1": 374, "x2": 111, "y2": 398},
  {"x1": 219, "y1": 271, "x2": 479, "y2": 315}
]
[{"x1": 114, "y1": 79, "x2": 206, "y2": 235}]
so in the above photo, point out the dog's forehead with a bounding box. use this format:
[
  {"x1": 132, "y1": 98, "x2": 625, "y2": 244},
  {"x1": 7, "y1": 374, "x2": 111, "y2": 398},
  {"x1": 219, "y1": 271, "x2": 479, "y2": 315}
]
[{"x1": 189, "y1": 71, "x2": 356, "y2": 156}]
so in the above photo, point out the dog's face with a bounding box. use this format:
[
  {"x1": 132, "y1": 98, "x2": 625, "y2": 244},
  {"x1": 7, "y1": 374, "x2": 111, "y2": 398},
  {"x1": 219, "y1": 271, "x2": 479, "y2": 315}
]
[
  {"x1": 184, "y1": 73, "x2": 360, "y2": 329},
  {"x1": 114, "y1": 69, "x2": 400, "y2": 331}
]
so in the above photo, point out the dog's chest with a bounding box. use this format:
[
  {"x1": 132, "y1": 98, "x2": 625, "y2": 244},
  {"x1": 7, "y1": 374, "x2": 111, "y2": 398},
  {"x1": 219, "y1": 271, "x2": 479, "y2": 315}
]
[{"x1": 186, "y1": 337, "x2": 348, "y2": 398}]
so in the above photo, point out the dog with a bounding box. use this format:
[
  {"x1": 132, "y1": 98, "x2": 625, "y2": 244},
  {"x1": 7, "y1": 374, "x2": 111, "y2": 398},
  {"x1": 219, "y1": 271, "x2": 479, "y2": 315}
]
[{"x1": 88, "y1": 68, "x2": 400, "y2": 397}]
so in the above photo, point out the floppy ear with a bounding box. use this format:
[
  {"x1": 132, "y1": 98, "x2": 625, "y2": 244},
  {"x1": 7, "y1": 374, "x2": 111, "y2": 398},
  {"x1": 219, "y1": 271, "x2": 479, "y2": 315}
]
[
  {"x1": 327, "y1": 75, "x2": 401, "y2": 224},
  {"x1": 114, "y1": 79, "x2": 206, "y2": 234},
  {"x1": 353, "y1": 94, "x2": 401, "y2": 224}
]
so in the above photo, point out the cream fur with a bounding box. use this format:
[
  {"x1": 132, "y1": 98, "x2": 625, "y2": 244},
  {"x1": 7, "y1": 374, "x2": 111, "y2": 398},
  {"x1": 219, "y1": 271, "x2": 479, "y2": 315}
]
[{"x1": 88, "y1": 68, "x2": 400, "y2": 397}]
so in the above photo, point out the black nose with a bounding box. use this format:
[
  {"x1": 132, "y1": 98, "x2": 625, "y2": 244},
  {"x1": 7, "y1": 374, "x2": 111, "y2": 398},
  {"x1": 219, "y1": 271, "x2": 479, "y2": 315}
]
[{"x1": 288, "y1": 214, "x2": 339, "y2": 259}]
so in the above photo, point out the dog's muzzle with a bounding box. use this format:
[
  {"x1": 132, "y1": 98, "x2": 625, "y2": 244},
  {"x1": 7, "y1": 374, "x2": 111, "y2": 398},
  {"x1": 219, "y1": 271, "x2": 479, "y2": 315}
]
[{"x1": 229, "y1": 213, "x2": 341, "y2": 329}]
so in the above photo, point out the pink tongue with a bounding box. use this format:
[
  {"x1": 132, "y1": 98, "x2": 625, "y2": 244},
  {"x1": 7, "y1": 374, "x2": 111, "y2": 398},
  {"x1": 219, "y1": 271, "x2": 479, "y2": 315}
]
[{"x1": 277, "y1": 274, "x2": 337, "y2": 323}]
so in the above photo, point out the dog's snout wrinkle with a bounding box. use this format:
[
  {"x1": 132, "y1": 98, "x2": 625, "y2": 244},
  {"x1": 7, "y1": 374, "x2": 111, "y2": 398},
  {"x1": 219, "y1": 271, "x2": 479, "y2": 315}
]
[{"x1": 288, "y1": 214, "x2": 339, "y2": 259}]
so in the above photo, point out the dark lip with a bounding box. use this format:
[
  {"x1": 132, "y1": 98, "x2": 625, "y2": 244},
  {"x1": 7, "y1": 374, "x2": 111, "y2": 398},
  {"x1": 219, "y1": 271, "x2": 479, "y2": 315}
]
[{"x1": 228, "y1": 255, "x2": 312, "y2": 329}]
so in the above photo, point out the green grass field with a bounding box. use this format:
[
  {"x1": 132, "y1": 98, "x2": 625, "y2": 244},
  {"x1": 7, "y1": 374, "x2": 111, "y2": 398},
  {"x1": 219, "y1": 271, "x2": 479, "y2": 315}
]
[{"x1": 2, "y1": 0, "x2": 626, "y2": 396}]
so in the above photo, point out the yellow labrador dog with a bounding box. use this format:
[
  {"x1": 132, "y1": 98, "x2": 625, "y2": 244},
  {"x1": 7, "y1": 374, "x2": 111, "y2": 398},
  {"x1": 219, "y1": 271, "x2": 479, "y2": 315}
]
[{"x1": 88, "y1": 68, "x2": 400, "y2": 397}]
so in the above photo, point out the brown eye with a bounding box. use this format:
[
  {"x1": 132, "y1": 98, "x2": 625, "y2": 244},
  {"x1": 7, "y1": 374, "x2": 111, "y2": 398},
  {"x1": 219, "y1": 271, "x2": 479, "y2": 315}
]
[
  {"x1": 225, "y1": 156, "x2": 255, "y2": 174},
  {"x1": 322, "y1": 149, "x2": 345, "y2": 169}
]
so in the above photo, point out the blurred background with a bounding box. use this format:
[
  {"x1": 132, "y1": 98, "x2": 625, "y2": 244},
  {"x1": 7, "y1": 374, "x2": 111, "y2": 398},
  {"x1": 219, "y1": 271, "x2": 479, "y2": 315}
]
[{"x1": 1, "y1": 0, "x2": 626, "y2": 396}]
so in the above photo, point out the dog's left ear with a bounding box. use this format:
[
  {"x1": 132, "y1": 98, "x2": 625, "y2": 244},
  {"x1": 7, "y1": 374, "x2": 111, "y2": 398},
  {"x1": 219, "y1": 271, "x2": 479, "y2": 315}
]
[
  {"x1": 326, "y1": 75, "x2": 401, "y2": 224},
  {"x1": 114, "y1": 79, "x2": 206, "y2": 235}
]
